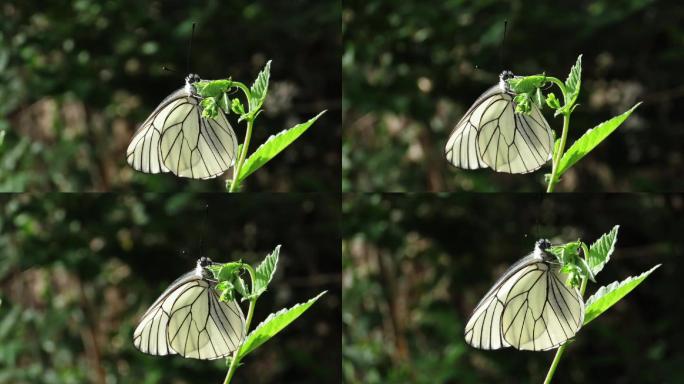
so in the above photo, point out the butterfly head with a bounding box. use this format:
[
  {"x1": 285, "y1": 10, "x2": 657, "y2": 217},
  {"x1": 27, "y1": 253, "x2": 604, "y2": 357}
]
[
  {"x1": 196, "y1": 257, "x2": 214, "y2": 279},
  {"x1": 534, "y1": 239, "x2": 555, "y2": 262},
  {"x1": 536, "y1": 239, "x2": 551, "y2": 251},
  {"x1": 499, "y1": 70, "x2": 515, "y2": 92},
  {"x1": 185, "y1": 73, "x2": 201, "y2": 95}
]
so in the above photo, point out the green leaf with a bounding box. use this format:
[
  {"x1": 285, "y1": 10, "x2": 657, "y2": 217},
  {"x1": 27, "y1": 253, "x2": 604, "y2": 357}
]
[
  {"x1": 252, "y1": 245, "x2": 280, "y2": 298},
  {"x1": 237, "y1": 111, "x2": 325, "y2": 182},
  {"x1": 588, "y1": 225, "x2": 619, "y2": 275},
  {"x1": 231, "y1": 98, "x2": 245, "y2": 116},
  {"x1": 195, "y1": 79, "x2": 233, "y2": 98},
  {"x1": 0, "y1": 130, "x2": 5, "y2": 147},
  {"x1": 534, "y1": 88, "x2": 544, "y2": 108},
  {"x1": 556, "y1": 102, "x2": 641, "y2": 178},
  {"x1": 565, "y1": 55, "x2": 582, "y2": 105},
  {"x1": 513, "y1": 93, "x2": 532, "y2": 114},
  {"x1": 507, "y1": 74, "x2": 547, "y2": 94},
  {"x1": 584, "y1": 264, "x2": 661, "y2": 325},
  {"x1": 216, "y1": 262, "x2": 243, "y2": 282},
  {"x1": 546, "y1": 93, "x2": 561, "y2": 110},
  {"x1": 221, "y1": 93, "x2": 231, "y2": 114},
  {"x1": 200, "y1": 97, "x2": 219, "y2": 119},
  {"x1": 238, "y1": 291, "x2": 326, "y2": 359},
  {"x1": 234, "y1": 276, "x2": 248, "y2": 299},
  {"x1": 249, "y1": 60, "x2": 271, "y2": 111}
]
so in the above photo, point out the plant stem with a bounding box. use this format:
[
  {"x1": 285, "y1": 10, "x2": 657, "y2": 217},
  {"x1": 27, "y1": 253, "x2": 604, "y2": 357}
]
[
  {"x1": 223, "y1": 264, "x2": 258, "y2": 384},
  {"x1": 227, "y1": 81, "x2": 255, "y2": 193},
  {"x1": 229, "y1": 118, "x2": 254, "y2": 192},
  {"x1": 546, "y1": 112, "x2": 570, "y2": 193},
  {"x1": 543, "y1": 259, "x2": 589, "y2": 384},
  {"x1": 545, "y1": 76, "x2": 571, "y2": 193}
]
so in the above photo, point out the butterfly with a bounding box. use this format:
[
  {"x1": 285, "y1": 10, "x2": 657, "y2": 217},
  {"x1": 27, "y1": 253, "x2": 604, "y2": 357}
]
[
  {"x1": 445, "y1": 71, "x2": 553, "y2": 174},
  {"x1": 464, "y1": 239, "x2": 584, "y2": 351},
  {"x1": 133, "y1": 257, "x2": 245, "y2": 359},
  {"x1": 126, "y1": 74, "x2": 239, "y2": 179}
]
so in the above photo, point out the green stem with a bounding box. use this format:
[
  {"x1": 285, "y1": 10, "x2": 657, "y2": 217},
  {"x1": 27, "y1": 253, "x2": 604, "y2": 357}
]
[
  {"x1": 223, "y1": 264, "x2": 258, "y2": 384},
  {"x1": 229, "y1": 118, "x2": 254, "y2": 192},
  {"x1": 545, "y1": 76, "x2": 571, "y2": 193},
  {"x1": 546, "y1": 113, "x2": 570, "y2": 193},
  {"x1": 543, "y1": 256, "x2": 589, "y2": 384},
  {"x1": 227, "y1": 81, "x2": 255, "y2": 193}
]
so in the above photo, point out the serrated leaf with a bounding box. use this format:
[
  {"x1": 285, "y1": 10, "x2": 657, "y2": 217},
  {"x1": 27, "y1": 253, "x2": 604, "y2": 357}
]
[
  {"x1": 588, "y1": 225, "x2": 619, "y2": 275},
  {"x1": 565, "y1": 54, "x2": 582, "y2": 105},
  {"x1": 234, "y1": 276, "x2": 248, "y2": 299},
  {"x1": 196, "y1": 79, "x2": 233, "y2": 98},
  {"x1": 221, "y1": 93, "x2": 231, "y2": 114},
  {"x1": 231, "y1": 98, "x2": 245, "y2": 116},
  {"x1": 513, "y1": 93, "x2": 532, "y2": 114},
  {"x1": 249, "y1": 60, "x2": 271, "y2": 111},
  {"x1": 237, "y1": 111, "x2": 325, "y2": 182},
  {"x1": 556, "y1": 102, "x2": 641, "y2": 177},
  {"x1": 507, "y1": 74, "x2": 547, "y2": 94},
  {"x1": 546, "y1": 92, "x2": 561, "y2": 110},
  {"x1": 200, "y1": 97, "x2": 219, "y2": 119},
  {"x1": 238, "y1": 291, "x2": 326, "y2": 359},
  {"x1": 217, "y1": 262, "x2": 243, "y2": 282},
  {"x1": 534, "y1": 88, "x2": 544, "y2": 108},
  {"x1": 584, "y1": 264, "x2": 660, "y2": 325},
  {"x1": 251, "y1": 245, "x2": 280, "y2": 298}
]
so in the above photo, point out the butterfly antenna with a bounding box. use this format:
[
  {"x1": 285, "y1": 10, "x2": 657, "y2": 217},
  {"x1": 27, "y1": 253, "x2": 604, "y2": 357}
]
[
  {"x1": 186, "y1": 22, "x2": 196, "y2": 74},
  {"x1": 498, "y1": 19, "x2": 508, "y2": 68},
  {"x1": 198, "y1": 203, "x2": 209, "y2": 258}
]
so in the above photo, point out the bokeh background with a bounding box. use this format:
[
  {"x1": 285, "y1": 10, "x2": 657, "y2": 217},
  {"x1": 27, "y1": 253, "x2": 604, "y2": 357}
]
[
  {"x1": 343, "y1": 193, "x2": 682, "y2": 383},
  {"x1": 0, "y1": 0, "x2": 340, "y2": 192},
  {"x1": 342, "y1": 0, "x2": 684, "y2": 191},
  {"x1": 0, "y1": 193, "x2": 341, "y2": 383}
]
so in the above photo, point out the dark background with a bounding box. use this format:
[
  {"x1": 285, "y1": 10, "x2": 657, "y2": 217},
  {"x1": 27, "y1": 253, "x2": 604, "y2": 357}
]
[
  {"x1": 342, "y1": 193, "x2": 682, "y2": 383},
  {"x1": 0, "y1": 193, "x2": 341, "y2": 383},
  {"x1": 0, "y1": 0, "x2": 340, "y2": 192},
  {"x1": 342, "y1": 0, "x2": 684, "y2": 192}
]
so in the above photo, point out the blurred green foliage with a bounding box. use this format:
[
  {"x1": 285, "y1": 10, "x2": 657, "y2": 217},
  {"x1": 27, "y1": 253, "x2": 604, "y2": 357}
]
[
  {"x1": 0, "y1": 193, "x2": 340, "y2": 383},
  {"x1": 342, "y1": 194, "x2": 682, "y2": 383},
  {"x1": 0, "y1": 0, "x2": 340, "y2": 192},
  {"x1": 343, "y1": 0, "x2": 684, "y2": 191}
]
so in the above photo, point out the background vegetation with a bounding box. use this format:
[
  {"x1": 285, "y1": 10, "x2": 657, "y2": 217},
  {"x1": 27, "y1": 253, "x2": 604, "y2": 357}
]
[
  {"x1": 343, "y1": 0, "x2": 684, "y2": 191},
  {"x1": 0, "y1": 193, "x2": 341, "y2": 383},
  {"x1": 343, "y1": 194, "x2": 681, "y2": 383},
  {"x1": 0, "y1": 0, "x2": 340, "y2": 192}
]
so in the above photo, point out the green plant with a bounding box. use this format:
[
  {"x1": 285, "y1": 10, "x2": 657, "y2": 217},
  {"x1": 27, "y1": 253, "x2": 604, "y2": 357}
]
[
  {"x1": 507, "y1": 55, "x2": 641, "y2": 192},
  {"x1": 207, "y1": 245, "x2": 326, "y2": 384},
  {"x1": 542, "y1": 226, "x2": 660, "y2": 383},
  {"x1": 195, "y1": 61, "x2": 326, "y2": 192}
]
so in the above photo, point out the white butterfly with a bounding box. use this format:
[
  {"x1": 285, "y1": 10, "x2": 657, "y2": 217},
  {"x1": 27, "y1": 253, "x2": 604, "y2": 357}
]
[
  {"x1": 133, "y1": 257, "x2": 245, "y2": 360},
  {"x1": 464, "y1": 239, "x2": 584, "y2": 351},
  {"x1": 127, "y1": 74, "x2": 239, "y2": 179},
  {"x1": 445, "y1": 71, "x2": 553, "y2": 174}
]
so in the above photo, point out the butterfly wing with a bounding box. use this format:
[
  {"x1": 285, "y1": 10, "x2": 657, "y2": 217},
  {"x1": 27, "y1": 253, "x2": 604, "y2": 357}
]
[
  {"x1": 133, "y1": 270, "x2": 197, "y2": 356},
  {"x1": 133, "y1": 273, "x2": 246, "y2": 360},
  {"x1": 166, "y1": 279, "x2": 246, "y2": 360},
  {"x1": 465, "y1": 254, "x2": 584, "y2": 351},
  {"x1": 464, "y1": 253, "x2": 539, "y2": 349},
  {"x1": 500, "y1": 262, "x2": 584, "y2": 350},
  {"x1": 476, "y1": 93, "x2": 553, "y2": 174},
  {"x1": 127, "y1": 89, "x2": 239, "y2": 179},
  {"x1": 445, "y1": 85, "x2": 500, "y2": 170}
]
